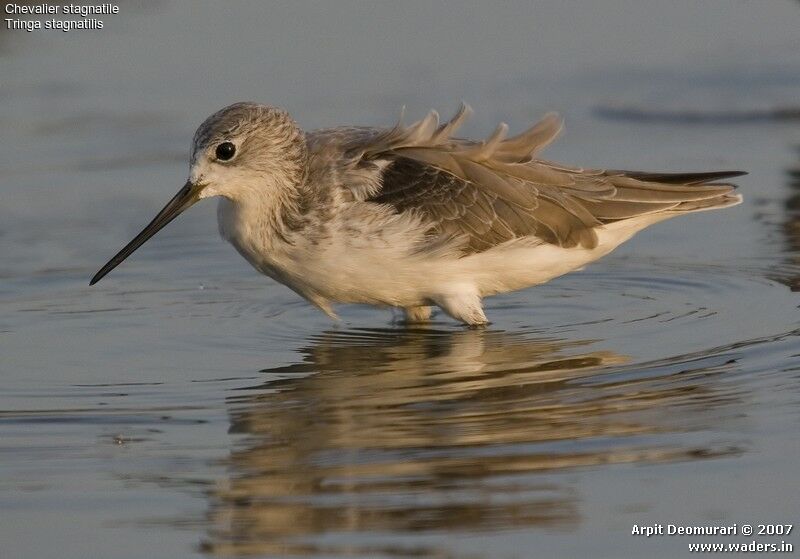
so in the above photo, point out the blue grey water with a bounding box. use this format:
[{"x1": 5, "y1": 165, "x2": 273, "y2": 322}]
[{"x1": 1, "y1": 2, "x2": 799, "y2": 557}]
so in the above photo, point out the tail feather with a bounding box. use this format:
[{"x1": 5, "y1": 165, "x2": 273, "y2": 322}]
[
  {"x1": 668, "y1": 193, "x2": 743, "y2": 213},
  {"x1": 608, "y1": 169, "x2": 747, "y2": 185},
  {"x1": 595, "y1": 169, "x2": 746, "y2": 220}
]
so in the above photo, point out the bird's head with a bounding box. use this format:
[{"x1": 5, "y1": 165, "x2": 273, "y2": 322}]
[
  {"x1": 90, "y1": 102, "x2": 306, "y2": 285},
  {"x1": 190, "y1": 102, "x2": 307, "y2": 201}
]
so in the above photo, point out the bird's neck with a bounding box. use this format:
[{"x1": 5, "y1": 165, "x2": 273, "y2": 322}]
[{"x1": 216, "y1": 174, "x2": 315, "y2": 259}]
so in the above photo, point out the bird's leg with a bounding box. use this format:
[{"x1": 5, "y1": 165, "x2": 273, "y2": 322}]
[
  {"x1": 306, "y1": 294, "x2": 339, "y2": 321},
  {"x1": 433, "y1": 287, "x2": 489, "y2": 327},
  {"x1": 403, "y1": 305, "x2": 432, "y2": 323}
]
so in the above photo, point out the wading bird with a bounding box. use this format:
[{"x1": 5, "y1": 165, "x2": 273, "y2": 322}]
[{"x1": 91, "y1": 103, "x2": 744, "y2": 326}]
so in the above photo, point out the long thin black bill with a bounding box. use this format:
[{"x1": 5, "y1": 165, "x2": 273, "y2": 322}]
[{"x1": 90, "y1": 182, "x2": 200, "y2": 285}]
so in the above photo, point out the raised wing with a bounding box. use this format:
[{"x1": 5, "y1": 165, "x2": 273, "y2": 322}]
[{"x1": 307, "y1": 104, "x2": 743, "y2": 252}]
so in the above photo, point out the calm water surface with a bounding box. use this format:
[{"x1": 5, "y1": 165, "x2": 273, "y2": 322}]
[{"x1": 2, "y1": 2, "x2": 799, "y2": 558}]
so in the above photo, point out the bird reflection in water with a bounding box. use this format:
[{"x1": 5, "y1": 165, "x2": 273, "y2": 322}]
[{"x1": 202, "y1": 328, "x2": 741, "y2": 557}]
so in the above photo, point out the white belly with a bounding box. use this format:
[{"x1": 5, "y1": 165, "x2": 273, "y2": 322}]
[{"x1": 218, "y1": 196, "x2": 668, "y2": 308}]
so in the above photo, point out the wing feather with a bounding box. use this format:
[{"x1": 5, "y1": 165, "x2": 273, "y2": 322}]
[{"x1": 306, "y1": 104, "x2": 745, "y2": 253}]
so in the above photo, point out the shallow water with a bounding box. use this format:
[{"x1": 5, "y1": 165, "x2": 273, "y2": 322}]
[{"x1": 2, "y1": 2, "x2": 800, "y2": 558}]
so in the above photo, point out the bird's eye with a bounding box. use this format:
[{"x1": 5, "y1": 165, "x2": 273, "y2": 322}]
[{"x1": 215, "y1": 142, "x2": 236, "y2": 161}]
